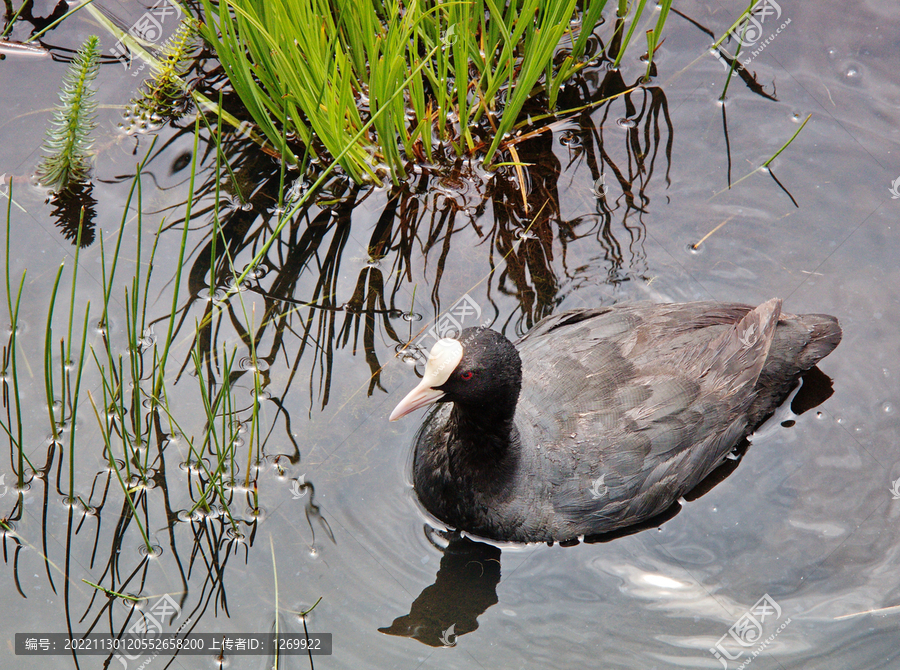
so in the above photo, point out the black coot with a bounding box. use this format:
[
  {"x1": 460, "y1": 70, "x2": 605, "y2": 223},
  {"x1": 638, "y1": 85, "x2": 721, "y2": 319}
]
[{"x1": 390, "y1": 299, "x2": 841, "y2": 543}]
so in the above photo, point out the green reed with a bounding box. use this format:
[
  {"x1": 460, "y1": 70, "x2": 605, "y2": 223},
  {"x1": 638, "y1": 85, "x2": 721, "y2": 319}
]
[
  {"x1": 87, "y1": 388, "x2": 152, "y2": 550},
  {"x1": 712, "y1": 0, "x2": 759, "y2": 50},
  {"x1": 42, "y1": 263, "x2": 65, "y2": 448},
  {"x1": 710, "y1": 113, "x2": 813, "y2": 199},
  {"x1": 643, "y1": 0, "x2": 672, "y2": 82},
  {"x1": 2, "y1": 181, "x2": 32, "y2": 489},
  {"x1": 152, "y1": 118, "x2": 201, "y2": 405},
  {"x1": 198, "y1": 0, "x2": 667, "y2": 183},
  {"x1": 186, "y1": 343, "x2": 240, "y2": 530}
]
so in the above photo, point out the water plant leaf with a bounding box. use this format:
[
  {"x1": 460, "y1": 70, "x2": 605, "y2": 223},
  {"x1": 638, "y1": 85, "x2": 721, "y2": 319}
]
[
  {"x1": 126, "y1": 18, "x2": 199, "y2": 127},
  {"x1": 35, "y1": 34, "x2": 100, "y2": 193}
]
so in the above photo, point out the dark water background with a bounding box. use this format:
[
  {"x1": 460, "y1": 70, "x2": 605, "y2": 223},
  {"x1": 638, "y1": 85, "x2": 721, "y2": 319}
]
[{"x1": 0, "y1": 1, "x2": 898, "y2": 668}]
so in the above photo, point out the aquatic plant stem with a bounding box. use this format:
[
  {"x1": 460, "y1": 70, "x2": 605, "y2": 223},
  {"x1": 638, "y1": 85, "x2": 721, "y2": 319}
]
[
  {"x1": 3, "y1": 181, "x2": 29, "y2": 485},
  {"x1": 87, "y1": 391, "x2": 153, "y2": 550},
  {"x1": 68, "y1": 303, "x2": 91, "y2": 500},
  {"x1": 270, "y1": 534, "x2": 280, "y2": 668},
  {"x1": 710, "y1": 114, "x2": 812, "y2": 199},
  {"x1": 82, "y1": 579, "x2": 143, "y2": 601},
  {"x1": 43, "y1": 264, "x2": 65, "y2": 446},
  {"x1": 763, "y1": 114, "x2": 811, "y2": 167},
  {"x1": 612, "y1": 0, "x2": 648, "y2": 69},
  {"x1": 712, "y1": 0, "x2": 758, "y2": 50},
  {"x1": 35, "y1": 35, "x2": 100, "y2": 193},
  {"x1": 643, "y1": 0, "x2": 672, "y2": 82},
  {"x1": 152, "y1": 117, "x2": 200, "y2": 402}
]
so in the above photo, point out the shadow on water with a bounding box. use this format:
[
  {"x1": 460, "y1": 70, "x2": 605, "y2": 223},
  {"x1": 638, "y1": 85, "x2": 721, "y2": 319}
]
[{"x1": 379, "y1": 531, "x2": 501, "y2": 648}]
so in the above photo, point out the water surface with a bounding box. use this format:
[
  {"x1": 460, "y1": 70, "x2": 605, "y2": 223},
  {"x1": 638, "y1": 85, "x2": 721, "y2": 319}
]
[{"x1": 0, "y1": 1, "x2": 898, "y2": 668}]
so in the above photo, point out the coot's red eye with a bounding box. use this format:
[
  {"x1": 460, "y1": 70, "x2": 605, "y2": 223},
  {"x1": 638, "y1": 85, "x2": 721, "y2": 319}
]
[{"x1": 459, "y1": 371, "x2": 474, "y2": 381}]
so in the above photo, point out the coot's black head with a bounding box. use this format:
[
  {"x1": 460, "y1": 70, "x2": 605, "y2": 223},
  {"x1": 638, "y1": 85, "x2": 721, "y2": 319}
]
[{"x1": 389, "y1": 327, "x2": 522, "y2": 421}]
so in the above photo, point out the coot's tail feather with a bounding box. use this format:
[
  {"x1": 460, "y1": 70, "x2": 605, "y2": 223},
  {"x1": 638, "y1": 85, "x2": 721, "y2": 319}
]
[{"x1": 706, "y1": 297, "x2": 782, "y2": 393}]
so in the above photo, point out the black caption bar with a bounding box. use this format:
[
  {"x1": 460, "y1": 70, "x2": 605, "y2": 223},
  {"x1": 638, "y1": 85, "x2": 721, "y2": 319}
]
[{"x1": 15, "y1": 633, "x2": 332, "y2": 656}]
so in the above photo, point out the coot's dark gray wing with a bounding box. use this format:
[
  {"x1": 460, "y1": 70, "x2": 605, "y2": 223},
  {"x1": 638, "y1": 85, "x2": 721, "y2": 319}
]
[{"x1": 511, "y1": 300, "x2": 782, "y2": 538}]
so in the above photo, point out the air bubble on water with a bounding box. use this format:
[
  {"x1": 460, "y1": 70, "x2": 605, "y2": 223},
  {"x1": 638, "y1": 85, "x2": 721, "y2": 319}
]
[
  {"x1": 138, "y1": 544, "x2": 163, "y2": 559},
  {"x1": 400, "y1": 351, "x2": 421, "y2": 365},
  {"x1": 120, "y1": 594, "x2": 147, "y2": 611},
  {"x1": 251, "y1": 388, "x2": 271, "y2": 402},
  {"x1": 239, "y1": 356, "x2": 270, "y2": 372},
  {"x1": 128, "y1": 475, "x2": 156, "y2": 491},
  {"x1": 179, "y1": 460, "x2": 203, "y2": 474},
  {"x1": 225, "y1": 276, "x2": 248, "y2": 292},
  {"x1": 246, "y1": 506, "x2": 267, "y2": 521},
  {"x1": 204, "y1": 504, "x2": 223, "y2": 520},
  {"x1": 241, "y1": 264, "x2": 268, "y2": 280},
  {"x1": 559, "y1": 131, "x2": 582, "y2": 147},
  {"x1": 198, "y1": 287, "x2": 226, "y2": 304},
  {"x1": 224, "y1": 479, "x2": 249, "y2": 494},
  {"x1": 104, "y1": 458, "x2": 126, "y2": 473}
]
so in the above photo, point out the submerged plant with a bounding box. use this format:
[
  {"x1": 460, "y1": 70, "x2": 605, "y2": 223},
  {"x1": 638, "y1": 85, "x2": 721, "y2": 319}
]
[
  {"x1": 35, "y1": 34, "x2": 100, "y2": 193},
  {"x1": 124, "y1": 18, "x2": 199, "y2": 130}
]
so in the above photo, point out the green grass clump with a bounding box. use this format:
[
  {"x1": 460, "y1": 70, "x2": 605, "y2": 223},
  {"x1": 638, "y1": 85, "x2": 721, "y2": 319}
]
[
  {"x1": 199, "y1": 0, "x2": 669, "y2": 184},
  {"x1": 35, "y1": 35, "x2": 100, "y2": 193}
]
